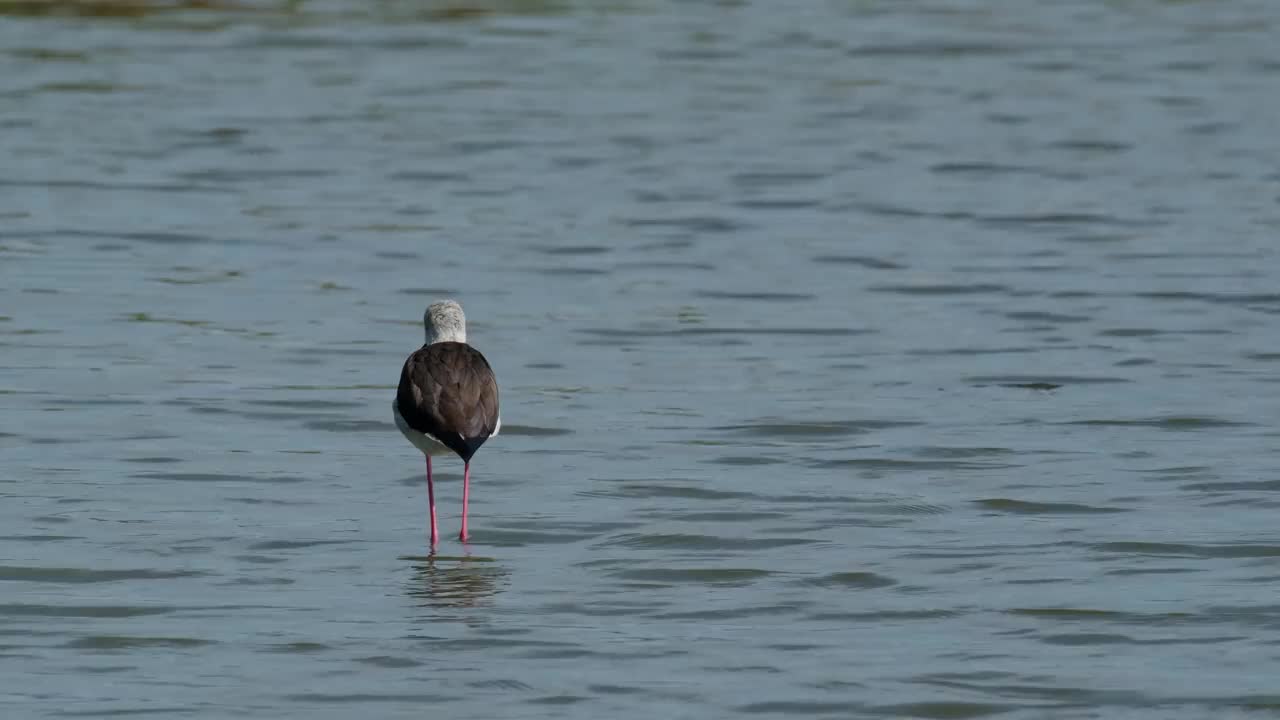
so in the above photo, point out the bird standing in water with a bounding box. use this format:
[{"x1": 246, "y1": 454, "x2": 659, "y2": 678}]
[{"x1": 393, "y1": 300, "x2": 500, "y2": 546}]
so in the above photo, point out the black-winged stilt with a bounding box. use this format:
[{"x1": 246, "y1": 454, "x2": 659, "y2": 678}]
[{"x1": 393, "y1": 300, "x2": 500, "y2": 546}]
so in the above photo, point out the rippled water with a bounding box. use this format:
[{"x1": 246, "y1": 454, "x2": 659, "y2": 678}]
[{"x1": 4, "y1": 1, "x2": 1280, "y2": 717}]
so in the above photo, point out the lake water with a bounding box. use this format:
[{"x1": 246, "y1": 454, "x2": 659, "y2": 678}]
[{"x1": 3, "y1": 1, "x2": 1280, "y2": 717}]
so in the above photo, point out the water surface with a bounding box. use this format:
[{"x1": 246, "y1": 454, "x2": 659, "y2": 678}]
[{"x1": 3, "y1": 1, "x2": 1280, "y2": 717}]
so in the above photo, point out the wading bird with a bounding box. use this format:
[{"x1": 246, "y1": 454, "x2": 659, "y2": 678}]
[{"x1": 392, "y1": 300, "x2": 499, "y2": 546}]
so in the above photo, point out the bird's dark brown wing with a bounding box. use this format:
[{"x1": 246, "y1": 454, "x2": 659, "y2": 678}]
[{"x1": 396, "y1": 342, "x2": 500, "y2": 461}]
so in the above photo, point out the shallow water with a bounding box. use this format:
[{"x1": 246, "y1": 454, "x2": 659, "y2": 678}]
[{"x1": 4, "y1": 1, "x2": 1280, "y2": 717}]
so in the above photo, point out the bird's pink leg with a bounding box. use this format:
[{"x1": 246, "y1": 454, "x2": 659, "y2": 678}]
[
  {"x1": 459, "y1": 461, "x2": 471, "y2": 542},
  {"x1": 426, "y1": 456, "x2": 438, "y2": 548}
]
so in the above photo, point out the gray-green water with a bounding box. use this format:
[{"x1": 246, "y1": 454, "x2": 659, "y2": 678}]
[{"x1": 4, "y1": 1, "x2": 1280, "y2": 717}]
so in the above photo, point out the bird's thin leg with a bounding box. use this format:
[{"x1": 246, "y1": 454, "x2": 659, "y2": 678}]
[
  {"x1": 426, "y1": 455, "x2": 438, "y2": 548},
  {"x1": 459, "y1": 461, "x2": 471, "y2": 542}
]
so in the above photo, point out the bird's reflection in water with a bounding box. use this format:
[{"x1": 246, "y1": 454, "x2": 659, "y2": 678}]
[{"x1": 403, "y1": 553, "x2": 507, "y2": 609}]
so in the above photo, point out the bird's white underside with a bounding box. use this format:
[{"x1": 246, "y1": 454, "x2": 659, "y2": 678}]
[{"x1": 392, "y1": 398, "x2": 500, "y2": 458}]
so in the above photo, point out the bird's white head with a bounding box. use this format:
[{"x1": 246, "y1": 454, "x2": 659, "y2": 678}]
[{"x1": 424, "y1": 300, "x2": 467, "y2": 344}]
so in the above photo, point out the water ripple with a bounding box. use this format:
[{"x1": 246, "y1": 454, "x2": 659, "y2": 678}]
[
  {"x1": 600, "y1": 533, "x2": 817, "y2": 551},
  {"x1": 802, "y1": 572, "x2": 897, "y2": 589},
  {"x1": 608, "y1": 568, "x2": 774, "y2": 585},
  {"x1": 0, "y1": 566, "x2": 205, "y2": 583},
  {"x1": 976, "y1": 499, "x2": 1129, "y2": 515}
]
